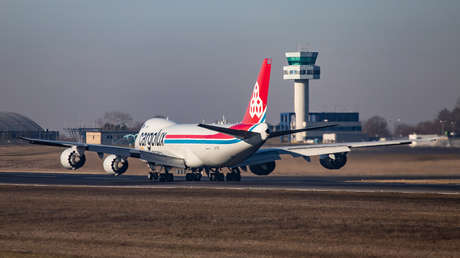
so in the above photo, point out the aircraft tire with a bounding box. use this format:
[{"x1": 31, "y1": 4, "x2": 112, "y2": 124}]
[
  {"x1": 193, "y1": 173, "x2": 201, "y2": 181},
  {"x1": 217, "y1": 173, "x2": 225, "y2": 181},
  {"x1": 148, "y1": 172, "x2": 159, "y2": 181}
]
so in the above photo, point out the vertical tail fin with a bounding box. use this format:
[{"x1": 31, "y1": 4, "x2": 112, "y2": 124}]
[{"x1": 241, "y1": 58, "x2": 271, "y2": 124}]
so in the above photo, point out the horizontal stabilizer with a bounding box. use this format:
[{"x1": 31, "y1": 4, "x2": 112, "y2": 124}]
[
  {"x1": 268, "y1": 123, "x2": 337, "y2": 139},
  {"x1": 197, "y1": 124, "x2": 258, "y2": 139}
]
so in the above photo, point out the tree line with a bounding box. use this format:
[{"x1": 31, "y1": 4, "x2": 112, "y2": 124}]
[
  {"x1": 364, "y1": 98, "x2": 460, "y2": 138},
  {"x1": 95, "y1": 111, "x2": 143, "y2": 131}
]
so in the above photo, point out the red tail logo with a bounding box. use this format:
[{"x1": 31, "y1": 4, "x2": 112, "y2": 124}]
[
  {"x1": 241, "y1": 58, "x2": 271, "y2": 124},
  {"x1": 249, "y1": 82, "x2": 263, "y2": 118}
]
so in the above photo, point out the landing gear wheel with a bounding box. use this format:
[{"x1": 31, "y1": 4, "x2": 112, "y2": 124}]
[
  {"x1": 208, "y1": 168, "x2": 224, "y2": 182},
  {"x1": 226, "y1": 168, "x2": 241, "y2": 182},
  {"x1": 216, "y1": 173, "x2": 225, "y2": 181},
  {"x1": 193, "y1": 173, "x2": 202, "y2": 181},
  {"x1": 186, "y1": 173, "x2": 193, "y2": 181},
  {"x1": 148, "y1": 172, "x2": 159, "y2": 181},
  {"x1": 210, "y1": 173, "x2": 223, "y2": 181},
  {"x1": 159, "y1": 173, "x2": 173, "y2": 182},
  {"x1": 226, "y1": 173, "x2": 233, "y2": 181}
]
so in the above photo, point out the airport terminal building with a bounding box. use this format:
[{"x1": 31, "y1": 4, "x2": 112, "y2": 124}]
[
  {"x1": 278, "y1": 112, "x2": 367, "y2": 143},
  {"x1": 65, "y1": 127, "x2": 137, "y2": 146}
]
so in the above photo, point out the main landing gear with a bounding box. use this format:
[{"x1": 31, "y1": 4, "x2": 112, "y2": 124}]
[
  {"x1": 185, "y1": 168, "x2": 202, "y2": 181},
  {"x1": 208, "y1": 167, "x2": 241, "y2": 182},
  {"x1": 147, "y1": 164, "x2": 174, "y2": 182},
  {"x1": 184, "y1": 167, "x2": 240, "y2": 182},
  {"x1": 226, "y1": 167, "x2": 241, "y2": 181},
  {"x1": 146, "y1": 165, "x2": 242, "y2": 183}
]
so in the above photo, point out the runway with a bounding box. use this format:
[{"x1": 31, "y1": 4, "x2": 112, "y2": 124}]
[{"x1": 1, "y1": 171, "x2": 459, "y2": 194}]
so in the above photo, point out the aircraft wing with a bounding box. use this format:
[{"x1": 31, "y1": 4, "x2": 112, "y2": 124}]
[
  {"x1": 238, "y1": 139, "x2": 414, "y2": 166},
  {"x1": 19, "y1": 137, "x2": 186, "y2": 168}
]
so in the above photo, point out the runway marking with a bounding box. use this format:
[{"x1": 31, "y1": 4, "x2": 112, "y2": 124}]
[
  {"x1": 0, "y1": 182, "x2": 459, "y2": 195},
  {"x1": 349, "y1": 179, "x2": 460, "y2": 185}
]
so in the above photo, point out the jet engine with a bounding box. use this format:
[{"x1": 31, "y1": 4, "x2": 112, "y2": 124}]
[
  {"x1": 319, "y1": 153, "x2": 347, "y2": 170},
  {"x1": 249, "y1": 161, "x2": 276, "y2": 176},
  {"x1": 103, "y1": 154, "x2": 129, "y2": 175},
  {"x1": 60, "y1": 148, "x2": 86, "y2": 170}
]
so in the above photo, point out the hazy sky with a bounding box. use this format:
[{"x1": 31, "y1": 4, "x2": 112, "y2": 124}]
[{"x1": 1, "y1": 0, "x2": 459, "y2": 130}]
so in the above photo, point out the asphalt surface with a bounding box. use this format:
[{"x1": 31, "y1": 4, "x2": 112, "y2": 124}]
[{"x1": 1, "y1": 171, "x2": 459, "y2": 194}]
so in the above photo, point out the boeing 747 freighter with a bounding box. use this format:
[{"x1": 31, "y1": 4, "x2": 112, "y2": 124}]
[{"x1": 22, "y1": 58, "x2": 414, "y2": 182}]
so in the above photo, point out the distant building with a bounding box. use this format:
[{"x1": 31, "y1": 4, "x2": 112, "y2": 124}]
[
  {"x1": 279, "y1": 112, "x2": 296, "y2": 142},
  {"x1": 86, "y1": 130, "x2": 137, "y2": 145},
  {"x1": 278, "y1": 112, "x2": 367, "y2": 143},
  {"x1": 65, "y1": 127, "x2": 137, "y2": 146},
  {"x1": 0, "y1": 112, "x2": 58, "y2": 144}
]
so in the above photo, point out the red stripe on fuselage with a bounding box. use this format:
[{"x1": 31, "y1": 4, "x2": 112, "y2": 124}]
[
  {"x1": 165, "y1": 123, "x2": 254, "y2": 139},
  {"x1": 165, "y1": 134, "x2": 232, "y2": 139}
]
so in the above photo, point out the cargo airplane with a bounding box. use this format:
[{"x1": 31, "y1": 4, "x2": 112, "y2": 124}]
[{"x1": 22, "y1": 58, "x2": 413, "y2": 182}]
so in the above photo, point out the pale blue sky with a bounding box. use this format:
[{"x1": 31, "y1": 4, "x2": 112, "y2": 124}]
[{"x1": 1, "y1": 0, "x2": 459, "y2": 129}]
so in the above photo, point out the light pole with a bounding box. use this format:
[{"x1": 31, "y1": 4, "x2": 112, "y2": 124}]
[{"x1": 440, "y1": 120, "x2": 446, "y2": 136}]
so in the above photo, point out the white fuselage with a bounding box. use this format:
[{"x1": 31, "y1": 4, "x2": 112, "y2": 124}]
[{"x1": 134, "y1": 118, "x2": 267, "y2": 168}]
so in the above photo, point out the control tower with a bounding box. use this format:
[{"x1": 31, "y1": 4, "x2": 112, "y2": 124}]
[{"x1": 283, "y1": 51, "x2": 320, "y2": 142}]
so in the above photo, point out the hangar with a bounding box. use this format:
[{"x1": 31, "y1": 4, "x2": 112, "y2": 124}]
[{"x1": 0, "y1": 112, "x2": 58, "y2": 144}]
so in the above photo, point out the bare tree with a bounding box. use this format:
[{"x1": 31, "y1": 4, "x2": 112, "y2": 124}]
[
  {"x1": 394, "y1": 123, "x2": 416, "y2": 137},
  {"x1": 391, "y1": 96, "x2": 460, "y2": 137},
  {"x1": 131, "y1": 121, "x2": 144, "y2": 131},
  {"x1": 451, "y1": 107, "x2": 460, "y2": 134},
  {"x1": 415, "y1": 120, "x2": 440, "y2": 134},
  {"x1": 438, "y1": 108, "x2": 452, "y2": 122},
  {"x1": 363, "y1": 116, "x2": 391, "y2": 138},
  {"x1": 437, "y1": 105, "x2": 460, "y2": 135},
  {"x1": 96, "y1": 111, "x2": 134, "y2": 130}
]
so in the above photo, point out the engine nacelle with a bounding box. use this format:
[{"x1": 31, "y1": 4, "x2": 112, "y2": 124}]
[
  {"x1": 319, "y1": 153, "x2": 347, "y2": 170},
  {"x1": 249, "y1": 161, "x2": 276, "y2": 176},
  {"x1": 60, "y1": 148, "x2": 86, "y2": 170},
  {"x1": 103, "y1": 155, "x2": 129, "y2": 175}
]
